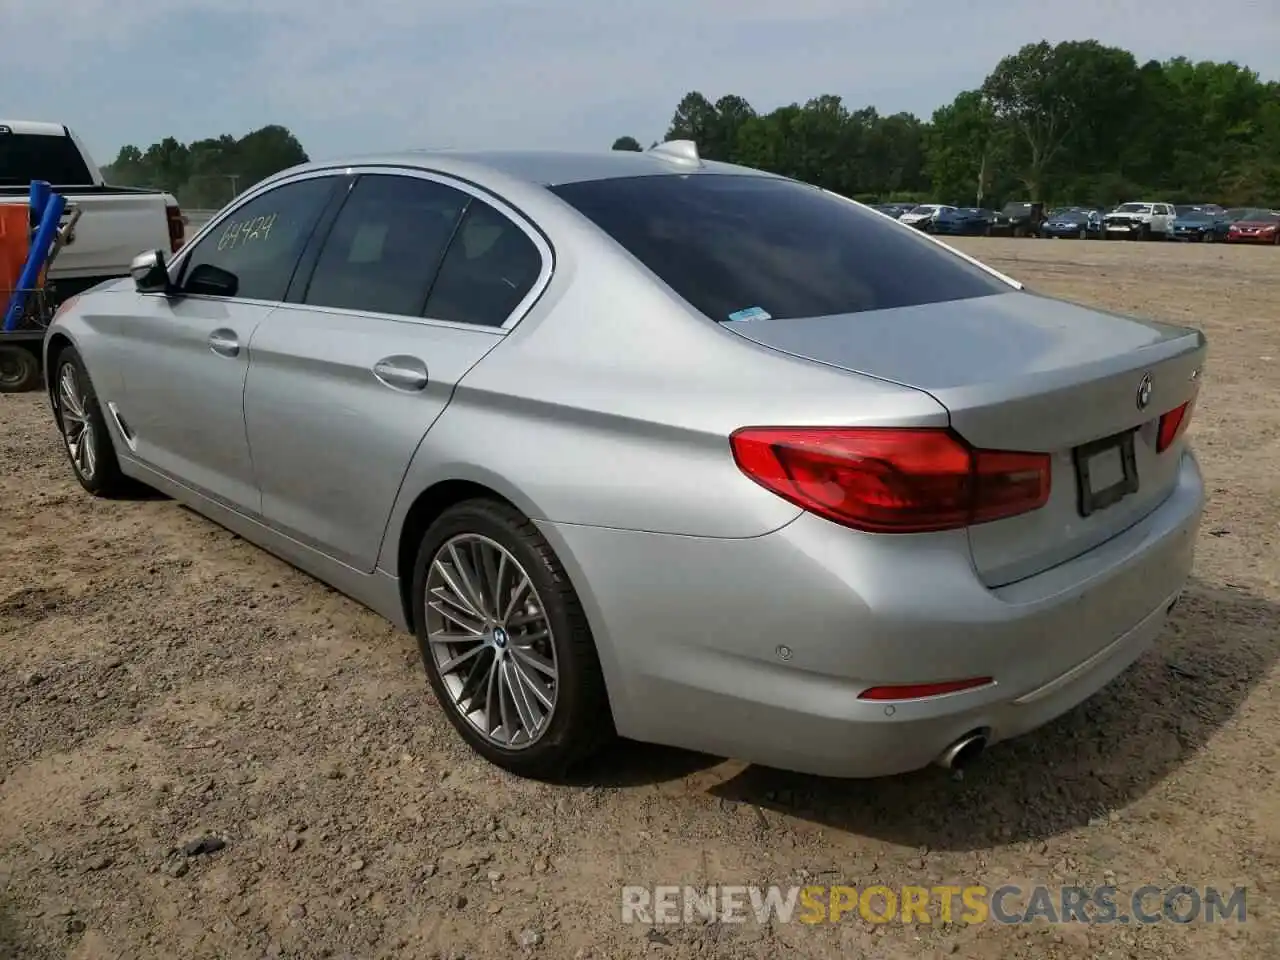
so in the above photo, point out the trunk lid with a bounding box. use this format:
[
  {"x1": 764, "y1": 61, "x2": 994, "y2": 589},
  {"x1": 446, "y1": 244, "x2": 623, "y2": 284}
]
[{"x1": 725, "y1": 290, "x2": 1205, "y2": 586}]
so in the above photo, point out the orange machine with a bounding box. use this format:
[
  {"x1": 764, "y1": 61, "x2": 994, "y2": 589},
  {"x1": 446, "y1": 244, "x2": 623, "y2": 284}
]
[{"x1": 0, "y1": 204, "x2": 30, "y2": 298}]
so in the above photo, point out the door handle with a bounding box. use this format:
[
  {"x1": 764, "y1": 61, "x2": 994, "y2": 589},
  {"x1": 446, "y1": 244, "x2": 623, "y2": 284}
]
[
  {"x1": 373, "y1": 355, "x2": 428, "y2": 392},
  {"x1": 208, "y1": 329, "x2": 240, "y2": 358}
]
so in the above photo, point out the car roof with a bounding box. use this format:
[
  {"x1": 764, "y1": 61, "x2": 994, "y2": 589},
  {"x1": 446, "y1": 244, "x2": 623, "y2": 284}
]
[{"x1": 264, "y1": 148, "x2": 777, "y2": 189}]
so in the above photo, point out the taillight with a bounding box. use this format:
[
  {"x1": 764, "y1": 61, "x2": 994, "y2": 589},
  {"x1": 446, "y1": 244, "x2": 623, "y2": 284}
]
[
  {"x1": 1156, "y1": 398, "x2": 1195, "y2": 453},
  {"x1": 729, "y1": 427, "x2": 1051, "y2": 533},
  {"x1": 166, "y1": 204, "x2": 185, "y2": 253}
]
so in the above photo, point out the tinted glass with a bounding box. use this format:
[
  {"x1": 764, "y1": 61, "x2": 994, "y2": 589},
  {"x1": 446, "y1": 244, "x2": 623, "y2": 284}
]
[
  {"x1": 423, "y1": 199, "x2": 543, "y2": 327},
  {"x1": 182, "y1": 177, "x2": 336, "y2": 301},
  {"x1": 304, "y1": 175, "x2": 468, "y2": 316},
  {"x1": 549, "y1": 174, "x2": 1008, "y2": 322},
  {"x1": 0, "y1": 131, "x2": 93, "y2": 186}
]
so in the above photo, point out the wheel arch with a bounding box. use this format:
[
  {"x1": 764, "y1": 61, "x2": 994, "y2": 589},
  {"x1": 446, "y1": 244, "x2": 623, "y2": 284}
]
[{"x1": 391, "y1": 476, "x2": 536, "y2": 632}]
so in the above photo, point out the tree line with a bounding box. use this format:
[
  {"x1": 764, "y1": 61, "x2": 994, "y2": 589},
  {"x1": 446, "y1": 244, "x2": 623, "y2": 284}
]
[
  {"x1": 101, "y1": 40, "x2": 1278, "y2": 211},
  {"x1": 613, "y1": 40, "x2": 1280, "y2": 208},
  {"x1": 101, "y1": 125, "x2": 309, "y2": 209}
]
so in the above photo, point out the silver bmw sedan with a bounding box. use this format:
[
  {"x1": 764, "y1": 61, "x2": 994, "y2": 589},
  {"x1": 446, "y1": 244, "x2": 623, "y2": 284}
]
[{"x1": 43, "y1": 142, "x2": 1205, "y2": 781}]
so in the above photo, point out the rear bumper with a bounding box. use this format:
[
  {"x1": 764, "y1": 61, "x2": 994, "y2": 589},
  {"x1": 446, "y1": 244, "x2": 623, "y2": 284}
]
[{"x1": 538, "y1": 450, "x2": 1204, "y2": 778}]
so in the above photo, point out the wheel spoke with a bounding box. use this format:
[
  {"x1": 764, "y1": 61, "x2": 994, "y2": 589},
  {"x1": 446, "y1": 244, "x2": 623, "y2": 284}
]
[
  {"x1": 438, "y1": 642, "x2": 486, "y2": 674},
  {"x1": 511, "y1": 644, "x2": 556, "y2": 678},
  {"x1": 428, "y1": 593, "x2": 484, "y2": 635},
  {"x1": 447, "y1": 543, "x2": 490, "y2": 619},
  {"x1": 496, "y1": 659, "x2": 517, "y2": 742},
  {"x1": 432, "y1": 558, "x2": 484, "y2": 621},
  {"x1": 502, "y1": 577, "x2": 533, "y2": 622},
  {"x1": 504, "y1": 660, "x2": 542, "y2": 740},
  {"x1": 82, "y1": 427, "x2": 97, "y2": 477},
  {"x1": 478, "y1": 543, "x2": 504, "y2": 614},
  {"x1": 510, "y1": 656, "x2": 554, "y2": 711}
]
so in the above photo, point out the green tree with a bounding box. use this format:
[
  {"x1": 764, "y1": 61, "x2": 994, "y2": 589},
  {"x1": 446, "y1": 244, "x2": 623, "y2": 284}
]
[
  {"x1": 981, "y1": 40, "x2": 1140, "y2": 199},
  {"x1": 100, "y1": 125, "x2": 308, "y2": 207},
  {"x1": 611, "y1": 136, "x2": 642, "y2": 151},
  {"x1": 925, "y1": 91, "x2": 1005, "y2": 205}
]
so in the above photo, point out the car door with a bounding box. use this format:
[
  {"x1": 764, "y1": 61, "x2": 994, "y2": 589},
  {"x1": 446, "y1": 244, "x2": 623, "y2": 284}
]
[
  {"x1": 110, "y1": 173, "x2": 343, "y2": 512},
  {"x1": 242, "y1": 169, "x2": 551, "y2": 571},
  {"x1": 1154, "y1": 204, "x2": 1173, "y2": 233}
]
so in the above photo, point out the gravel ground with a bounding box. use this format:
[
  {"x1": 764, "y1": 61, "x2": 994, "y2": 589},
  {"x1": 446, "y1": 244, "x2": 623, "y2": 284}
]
[{"x1": 1, "y1": 238, "x2": 1277, "y2": 960}]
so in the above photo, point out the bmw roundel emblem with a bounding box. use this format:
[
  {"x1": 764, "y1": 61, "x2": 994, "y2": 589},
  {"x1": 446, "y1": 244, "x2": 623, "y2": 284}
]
[{"x1": 1136, "y1": 373, "x2": 1153, "y2": 410}]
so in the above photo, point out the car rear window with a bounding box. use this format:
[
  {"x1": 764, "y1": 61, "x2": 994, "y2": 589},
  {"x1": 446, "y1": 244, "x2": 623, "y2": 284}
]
[
  {"x1": 548, "y1": 174, "x2": 1008, "y2": 322},
  {"x1": 0, "y1": 129, "x2": 94, "y2": 186}
]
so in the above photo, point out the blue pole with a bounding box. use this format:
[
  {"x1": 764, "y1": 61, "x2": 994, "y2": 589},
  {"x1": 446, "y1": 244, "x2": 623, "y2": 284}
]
[
  {"x1": 3, "y1": 192, "x2": 65, "y2": 331},
  {"x1": 28, "y1": 180, "x2": 51, "y2": 227}
]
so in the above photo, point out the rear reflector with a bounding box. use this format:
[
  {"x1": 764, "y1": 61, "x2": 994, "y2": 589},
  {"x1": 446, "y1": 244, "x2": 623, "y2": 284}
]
[
  {"x1": 1156, "y1": 399, "x2": 1195, "y2": 453},
  {"x1": 729, "y1": 427, "x2": 1050, "y2": 533},
  {"x1": 858, "y1": 677, "x2": 993, "y2": 701}
]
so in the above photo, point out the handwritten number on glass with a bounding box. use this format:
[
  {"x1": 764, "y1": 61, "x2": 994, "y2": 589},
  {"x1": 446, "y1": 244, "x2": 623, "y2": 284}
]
[{"x1": 216, "y1": 213, "x2": 277, "y2": 252}]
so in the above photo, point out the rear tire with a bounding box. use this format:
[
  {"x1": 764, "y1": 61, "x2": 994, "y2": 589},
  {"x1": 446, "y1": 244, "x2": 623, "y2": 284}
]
[
  {"x1": 0, "y1": 344, "x2": 41, "y2": 393},
  {"x1": 52, "y1": 346, "x2": 130, "y2": 497},
  {"x1": 411, "y1": 499, "x2": 613, "y2": 781}
]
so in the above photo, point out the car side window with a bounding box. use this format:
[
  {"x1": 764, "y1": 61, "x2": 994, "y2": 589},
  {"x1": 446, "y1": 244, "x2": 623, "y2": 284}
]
[
  {"x1": 422, "y1": 199, "x2": 543, "y2": 327},
  {"x1": 179, "y1": 176, "x2": 337, "y2": 302},
  {"x1": 303, "y1": 174, "x2": 470, "y2": 316}
]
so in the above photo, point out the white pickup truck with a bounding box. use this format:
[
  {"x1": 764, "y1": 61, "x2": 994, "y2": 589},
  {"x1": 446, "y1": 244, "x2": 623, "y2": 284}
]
[
  {"x1": 1, "y1": 119, "x2": 185, "y2": 303},
  {"x1": 1101, "y1": 201, "x2": 1176, "y2": 240}
]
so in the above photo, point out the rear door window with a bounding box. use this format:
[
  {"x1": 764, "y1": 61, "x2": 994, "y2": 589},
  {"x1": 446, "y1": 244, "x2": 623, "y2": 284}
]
[
  {"x1": 303, "y1": 174, "x2": 470, "y2": 317},
  {"x1": 422, "y1": 199, "x2": 544, "y2": 327},
  {"x1": 549, "y1": 174, "x2": 1008, "y2": 322}
]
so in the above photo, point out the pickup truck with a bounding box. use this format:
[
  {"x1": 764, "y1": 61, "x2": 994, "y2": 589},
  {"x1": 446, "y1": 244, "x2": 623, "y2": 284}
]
[{"x1": 1, "y1": 119, "x2": 185, "y2": 304}]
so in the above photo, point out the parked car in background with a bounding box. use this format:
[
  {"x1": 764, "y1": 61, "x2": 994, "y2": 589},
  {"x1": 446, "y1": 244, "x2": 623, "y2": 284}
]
[
  {"x1": 1170, "y1": 208, "x2": 1233, "y2": 242},
  {"x1": 0, "y1": 120, "x2": 184, "y2": 304},
  {"x1": 1174, "y1": 204, "x2": 1226, "y2": 218},
  {"x1": 1225, "y1": 209, "x2": 1280, "y2": 244},
  {"x1": 871, "y1": 203, "x2": 915, "y2": 219},
  {"x1": 1103, "y1": 202, "x2": 1176, "y2": 240},
  {"x1": 984, "y1": 207, "x2": 1015, "y2": 236},
  {"x1": 40, "y1": 142, "x2": 1207, "y2": 781},
  {"x1": 1039, "y1": 208, "x2": 1102, "y2": 239},
  {"x1": 899, "y1": 203, "x2": 953, "y2": 230},
  {"x1": 931, "y1": 207, "x2": 996, "y2": 236},
  {"x1": 999, "y1": 201, "x2": 1045, "y2": 237}
]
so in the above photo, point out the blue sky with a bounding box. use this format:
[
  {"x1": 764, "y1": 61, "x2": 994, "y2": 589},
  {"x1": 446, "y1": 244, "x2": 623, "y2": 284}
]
[{"x1": 5, "y1": 0, "x2": 1278, "y2": 168}]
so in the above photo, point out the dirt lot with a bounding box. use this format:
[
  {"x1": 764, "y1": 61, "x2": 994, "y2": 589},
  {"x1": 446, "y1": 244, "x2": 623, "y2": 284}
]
[{"x1": 1, "y1": 238, "x2": 1278, "y2": 960}]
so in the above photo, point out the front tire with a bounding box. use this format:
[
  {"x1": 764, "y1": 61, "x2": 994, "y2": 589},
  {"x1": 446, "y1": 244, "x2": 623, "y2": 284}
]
[
  {"x1": 0, "y1": 344, "x2": 41, "y2": 393},
  {"x1": 411, "y1": 499, "x2": 613, "y2": 780},
  {"x1": 52, "y1": 347, "x2": 130, "y2": 496}
]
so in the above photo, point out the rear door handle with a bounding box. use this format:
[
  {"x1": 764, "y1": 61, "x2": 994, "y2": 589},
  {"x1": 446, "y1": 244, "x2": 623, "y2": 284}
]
[
  {"x1": 208, "y1": 329, "x2": 239, "y2": 357},
  {"x1": 373, "y1": 355, "x2": 428, "y2": 392}
]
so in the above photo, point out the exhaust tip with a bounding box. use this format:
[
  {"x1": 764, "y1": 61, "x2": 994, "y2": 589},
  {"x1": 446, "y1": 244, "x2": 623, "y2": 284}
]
[{"x1": 935, "y1": 732, "x2": 988, "y2": 771}]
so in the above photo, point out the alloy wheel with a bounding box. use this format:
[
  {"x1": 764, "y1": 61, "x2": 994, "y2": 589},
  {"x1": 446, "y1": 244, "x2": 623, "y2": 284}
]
[
  {"x1": 424, "y1": 533, "x2": 558, "y2": 749},
  {"x1": 57, "y1": 362, "x2": 97, "y2": 480}
]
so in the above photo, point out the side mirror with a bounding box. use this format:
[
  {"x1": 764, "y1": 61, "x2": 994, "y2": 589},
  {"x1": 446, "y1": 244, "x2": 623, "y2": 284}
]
[
  {"x1": 130, "y1": 249, "x2": 170, "y2": 294},
  {"x1": 184, "y1": 263, "x2": 239, "y2": 298}
]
